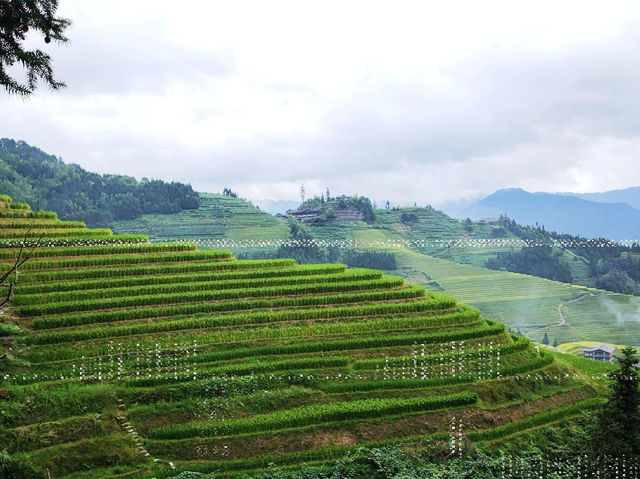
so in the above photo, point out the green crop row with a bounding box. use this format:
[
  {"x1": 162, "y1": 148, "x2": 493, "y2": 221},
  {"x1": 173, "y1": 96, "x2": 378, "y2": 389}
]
[
  {"x1": 149, "y1": 391, "x2": 478, "y2": 439},
  {"x1": 467, "y1": 397, "x2": 603, "y2": 442},
  {"x1": 7, "y1": 355, "x2": 348, "y2": 386},
  {"x1": 15, "y1": 249, "x2": 232, "y2": 271},
  {"x1": 0, "y1": 227, "x2": 113, "y2": 238},
  {"x1": 129, "y1": 318, "x2": 483, "y2": 369},
  {"x1": 1, "y1": 241, "x2": 195, "y2": 261},
  {"x1": 28, "y1": 295, "x2": 454, "y2": 344},
  {"x1": 147, "y1": 445, "x2": 358, "y2": 478},
  {"x1": 15, "y1": 263, "x2": 346, "y2": 294},
  {"x1": 18, "y1": 258, "x2": 297, "y2": 283},
  {"x1": 320, "y1": 376, "x2": 474, "y2": 393},
  {"x1": 352, "y1": 334, "x2": 529, "y2": 370},
  {"x1": 15, "y1": 269, "x2": 383, "y2": 305},
  {"x1": 0, "y1": 210, "x2": 57, "y2": 219},
  {"x1": 31, "y1": 283, "x2": 425, "y2": 327},
  {"x1": 24, "y1": 276, "x2": 405, "y2": 317},
  {"x1": 26, "y1": 307, "x2": 471, "y2": 363},
  {"x1": 321, "y1": 353, "x2": 554, "y2": 393},
  {"x1": 497, "y1": 350, "x2": 554, "y2": 376},
  {"x1": 30, "y1": 319, "x2": 486, "y2": 379},
  {"x1": 0, "y1": 219, "x2": 86, "y2": 229},
  {"x1": 9, "y1": 202, "x2": 29, "y2": 209},
  {"x1": 125, "y1": 356, "x2": 350, "y2": 387},
  {"x1": 0, "y1": 234, "x2": 148, "y2": 249}
]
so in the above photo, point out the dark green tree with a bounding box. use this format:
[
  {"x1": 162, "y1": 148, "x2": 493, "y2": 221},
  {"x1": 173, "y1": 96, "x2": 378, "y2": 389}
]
[
  {"x1": 542, "y1": 332, "x2": 549, "y2": 345},
  {"x1": 0, "y1": 0, "x2": 71, "y2": 96},
  {"x1": 593, "y1": 346, "x2": 640, "y2": 456},
  {"x1": 553, "y1": 337, "x2": 558, "y2": 347}
]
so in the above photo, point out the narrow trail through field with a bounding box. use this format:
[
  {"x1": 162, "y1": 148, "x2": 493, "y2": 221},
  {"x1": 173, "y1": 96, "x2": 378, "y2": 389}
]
[
  {"x1": 525, "y1": 291, "x2": 592, "y2": 338},
  {"x1": 556, "y1": 292, "x2": 593, "y2": 327},
  {"x1": 115, "y1": 398, "x2": 175, "y2": 470}
]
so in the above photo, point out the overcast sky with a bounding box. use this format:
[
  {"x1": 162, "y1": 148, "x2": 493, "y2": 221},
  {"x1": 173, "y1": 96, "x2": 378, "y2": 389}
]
[{"x1": 2, "y1": 0, "x2": 640, "y2": 206}]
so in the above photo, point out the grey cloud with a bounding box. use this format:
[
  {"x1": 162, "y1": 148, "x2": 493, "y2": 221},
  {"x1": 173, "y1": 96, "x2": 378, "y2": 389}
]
[
  {"x1": 50, "y1": 26, "x2": 236, "y2": 96},
  {"x1": 3, "y1": 5, "x2": 640, "y2": 204}
]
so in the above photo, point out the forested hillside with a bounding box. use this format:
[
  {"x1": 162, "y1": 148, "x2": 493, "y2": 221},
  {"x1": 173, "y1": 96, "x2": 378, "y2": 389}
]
[{"x1": 0, "y1": 139, "x2": 199, "y2": 226}]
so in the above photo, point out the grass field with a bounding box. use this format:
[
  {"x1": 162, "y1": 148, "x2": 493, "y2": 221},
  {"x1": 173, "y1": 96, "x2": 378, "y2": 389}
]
[
  {"x1": 0, "y1": 196, "x2": 606, "y2": 478},
  {"x1": 343, "y1": 229, "x2": 640, "y2": 347}
]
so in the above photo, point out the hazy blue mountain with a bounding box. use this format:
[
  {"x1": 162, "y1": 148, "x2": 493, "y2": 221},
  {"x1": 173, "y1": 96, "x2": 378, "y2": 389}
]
[
  {"x1": 562, "y1": 186, "x2": 640, "y2": 211},
  {"x1": 437, "y1": 195, "x2": 484, "y2": 218},
  {"x1": 461, "y1": 188, "x2": 640, "y2": 239}
]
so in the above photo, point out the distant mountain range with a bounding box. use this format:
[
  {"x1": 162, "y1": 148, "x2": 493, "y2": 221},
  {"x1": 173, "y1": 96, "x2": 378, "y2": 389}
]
[
  {"x1": 563, "y1": 186, "x2": 640, "y2": 210},
  {"x1": 458, "y1": 187, "x2": 640, "y2": 240}
]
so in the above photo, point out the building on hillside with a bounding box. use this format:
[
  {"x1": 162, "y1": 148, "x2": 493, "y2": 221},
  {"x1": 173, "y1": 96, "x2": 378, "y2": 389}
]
[
  {"x1": 285, "y1": 208, "x2": 363, "y2": 223},
  {"x1": 582, "y1": 344, "x2": 616, "y2": 362},
  {"x1": 333, "y1": 208, "x2": 363, "y2": 222},
  {"x1": 285, "y1": 209, "x2": 321, "y2": 222}
]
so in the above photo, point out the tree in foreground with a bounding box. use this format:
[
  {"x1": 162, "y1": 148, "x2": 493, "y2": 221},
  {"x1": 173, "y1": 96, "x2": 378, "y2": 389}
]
[
  {"x1": 593, "y1": 345, "x2": 640, "y2": 456},
  {"x1": 0, "y1": 0, "x2": 70, "y2": 96}
]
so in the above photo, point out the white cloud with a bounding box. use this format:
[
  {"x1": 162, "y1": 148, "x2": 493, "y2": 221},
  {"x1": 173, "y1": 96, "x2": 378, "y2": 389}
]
[{"x1": 2, "y1": 0, "x2": 640, "y2": 203}]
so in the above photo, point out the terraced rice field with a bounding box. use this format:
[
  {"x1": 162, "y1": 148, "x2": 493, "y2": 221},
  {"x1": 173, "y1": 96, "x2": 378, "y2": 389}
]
[
  {"x1": 0, "y1": 198, "x2": 604, "y2": 478},
  {"x1": 112, "y1": 193, "x2": 289, "y2": 246}
]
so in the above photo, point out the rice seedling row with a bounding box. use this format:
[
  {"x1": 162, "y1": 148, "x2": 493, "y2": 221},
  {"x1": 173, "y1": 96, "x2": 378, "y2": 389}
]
[
  {"x1": 149, "y1": 392, "x2": 478, "y2": 439},
  {"x1": 27, "y1": 286, "x2": 432, "y2": 339},
  {"x1": 18, "y1": 258, "x2": 298, "y2": 283},
  {"x1": 15, "y1": 270, "x2": 386, "y2": 306},
  {"x1": 23, "y1": 276, "x2": 406, "y2": 317}
]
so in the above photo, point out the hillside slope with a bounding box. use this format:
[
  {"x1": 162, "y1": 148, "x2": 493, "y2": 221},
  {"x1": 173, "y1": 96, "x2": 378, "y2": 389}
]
[
  {"x1": 0, "y1": 196, "x2": 602, "y2": 478},
  {"x1": 112, "y1": 192, "x2": 289, "y2": 246}
]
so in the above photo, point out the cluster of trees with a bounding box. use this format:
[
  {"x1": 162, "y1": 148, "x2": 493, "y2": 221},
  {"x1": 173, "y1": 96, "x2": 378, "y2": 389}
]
[
  {"x1": 222, "y1": 188, "x2": 238, "y2": 198},
  {"x1": 296, "y1": 193, "x2": 376, "y2": 224},
  {"x1": 485, "y1": 246, "x2": 573, "y2": 283},
  {"x1": 237, "y1": 218, "x2": 396, "y2": 269},
  {"x1": 493, "y1": 215, "x2": 640, "y2": 295},
  {"x1": 0, "y1": 139, "x2": 199, "y2": 226},
  {"x1": 401, "y1": 212, "x2": 419, "y2": 225}
]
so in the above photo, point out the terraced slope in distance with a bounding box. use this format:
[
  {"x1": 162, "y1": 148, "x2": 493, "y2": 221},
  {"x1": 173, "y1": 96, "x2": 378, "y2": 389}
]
[
  {"x1": 0, "y1": 196, "x2": 605, "y2": 479},
  {"x1": 112, "y1": 192, "x2": 290, "y2": 245}
]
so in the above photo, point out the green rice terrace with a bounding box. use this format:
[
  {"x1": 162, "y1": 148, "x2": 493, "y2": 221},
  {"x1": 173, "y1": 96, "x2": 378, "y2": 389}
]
[
  {"x1": 0, "y1": 196, "x2": 611, "y2": 478},
  {"x1": 111, "y1": 193, "x2": 640, "y2": 348}
]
